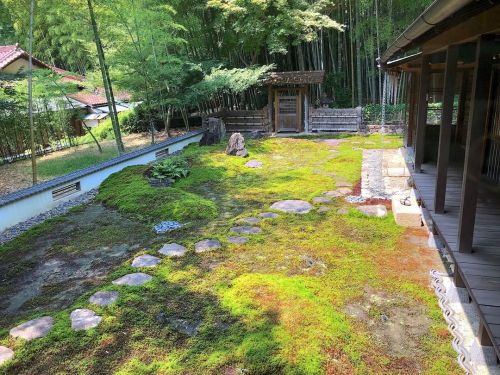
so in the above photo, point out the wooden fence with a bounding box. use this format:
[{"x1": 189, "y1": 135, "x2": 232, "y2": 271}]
[
  {"x1": 309, "y1": 107, "x2": 363, "y2": 132},
  {"x1": 202, "y1": 108, "x2": 270, "y2": 133}
]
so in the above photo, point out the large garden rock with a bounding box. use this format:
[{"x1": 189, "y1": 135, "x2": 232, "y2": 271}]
[
  {"x1": 0, "y1": 346, "x2": 14, "y2": 365},
  {"x1": 131, "y1": 255, "x2": 161, "y2": 268},
  {"x1": 357, "y1": 205, "x2": 388, "y2": 218},
  {"x1": 159, "y1": 243, "x2": 187, "y2": 257},
  {"x1": 226, "y1": 133, "x2": 248, "y2": 157},
  {"x1": 112, "y1": 273, "x2": 153, "y2": 286},
  {"x1": 10, "y1": 316, "x2": 54, "y2": 340},
  {"x1": 270, "y1": 200, "x2": 313, "y2": 214},
  {"x1": 195, "y1": 239, "x2": 222, "y2": 253},
  {"x1": 70, "y1": 309, "x2": 102, "y2": 331},
  {"x1": 89, "y1": 291, "x2": 119, "y2": 306},
  {"x1": 230, "y1": 226, "x2": 262, "y2": 235}
]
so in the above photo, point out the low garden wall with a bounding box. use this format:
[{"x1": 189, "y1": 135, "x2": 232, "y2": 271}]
[{"x1": 0, "y1": 130, "x2": 206, "y2": 232}]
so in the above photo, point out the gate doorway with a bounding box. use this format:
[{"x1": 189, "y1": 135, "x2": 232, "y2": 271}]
[{"x1": 274, "y1": 88, "x2": 303, "y2": 132}]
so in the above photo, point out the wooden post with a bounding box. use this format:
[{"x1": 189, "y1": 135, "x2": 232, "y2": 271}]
[
  {"x1": 414, "y1": 55, "x2": 431, "y2": 172},
  {"x1": 434, "y1": 45, "x2": 459, "y2": 213},
  {"x1": 267, "y1": 85, "x2": 273, "y2": 132},
  {"x1": 455, "y1": 72, "x2": 469, "y2": 144},
  {"x1": 458, "y1": 35, "x2": 496, "y2": 253},
  {"x1": 406, "y1": 73, "x2": 418, "y2": 147},
  {"x1": 304, "y1": 86, "x2": 309, "y2": 133}
]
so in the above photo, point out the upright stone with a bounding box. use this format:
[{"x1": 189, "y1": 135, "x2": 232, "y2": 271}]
[{"x1": 226, "y1": 133, "x2": 248, "y2": 157}]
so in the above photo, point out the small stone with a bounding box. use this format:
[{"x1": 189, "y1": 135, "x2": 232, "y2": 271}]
[
  {"x1": 323, "y1": 188, "x2": 351, "y2": 197},
  {"x1": 380, "y1": 314, "x2": 389, "y2": 322},
  {"x1": 270, "y1": 200, "x2": 313, "y2": 214},
  {"x1": 357, "y1": 205, "x2": 388, "y2": 218},
  {"x1": 195, "y1": 239, "x2": 222, "y2": 253},
  {"x1": 159, "y1": 243, "x2": 187, "y2": 257},
  {"x1": 312, "y1": 196, "x2": 332, "y2": 204},
  {"x1": 335, "y1": 181, "x2": 352, "y2": 188},
  {"x1": 89, "y1": 291, "x2": 119, "y2": 306},
  {"x1": 259, "y1": 212, "x2": 279, "y2": 219},
  {"x1": 245, "y1": 160, "x2": 263, "y2": 168},
  {"x1": 228, "y1": 236, "x2": 249, "y2": 244},
  {"x1": 131, "y1": 255, "x2": 161, "y2": 268},
  {"x1": 0, "y1": 346, "x2": 14, "y2": 365},
  {"x1": 337, "y1": 208, "x2": 349, "y2": 215},
  {"x1": 112, "y1": 273, "x2": 153, "y2": 286},
  {"x1": 237, "y1": 217, "x2": 261, "y2": 225},
  {"x1": 230, "y1": 226, "x2": 262, "y2": 235},
  {"x1": 70, "y1": 309, "x2": 102, "y2": 331},
  {"x1": 10, "y1": 316, "x2": 54, "y2": 340},
  {"x1": 318, "y1": 206, "x2": 331, "y2": 213}
]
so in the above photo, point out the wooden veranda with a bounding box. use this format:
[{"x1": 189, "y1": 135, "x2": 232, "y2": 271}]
[{"x1": 380, "y1": 0, "x2": 500, "y2": 360}]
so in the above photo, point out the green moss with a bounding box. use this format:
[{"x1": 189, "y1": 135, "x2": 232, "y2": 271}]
[{"x1": 96, "y1": 165, "x2": 218, "y2": 223}]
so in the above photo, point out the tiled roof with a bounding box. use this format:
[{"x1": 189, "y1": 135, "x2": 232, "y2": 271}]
[
  {"x1": 264, "y1": 70, "x2": 325, "y2": 85},
  {"x1": 0, "y1": 44, "x2": 49, "y2": 70},
  {"x1": 67, "y1": 92, "x2": 108, "y2": 107},
  {"x1": 49, "y1": 65, "x2": 85, "y2": 83}
]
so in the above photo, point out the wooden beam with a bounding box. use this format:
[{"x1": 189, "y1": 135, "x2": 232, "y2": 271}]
[
  {"x1": 458, "y1": 35, "x2": 496, "y2": 253},
  {"x1": 414, "y1": 54, "x2": 431, "y2": 172},
  {"x1": 434, "y1": 45, "x2": 459, "y2": 213},
  {"x1": 304, "y1": 87, "x2": 309, "y2": 133},
  {"x1": 406, "y1": 73, "x2": 418, "y2": 147}
]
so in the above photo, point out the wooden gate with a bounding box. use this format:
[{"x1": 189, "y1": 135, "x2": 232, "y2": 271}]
[{"x1": 274, "y1": 89, "x2": 302, "y2": 132}]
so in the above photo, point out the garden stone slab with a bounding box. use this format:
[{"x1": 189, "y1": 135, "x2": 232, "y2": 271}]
[
  {"x1": 112, "y1": 273, "x2": 153, "y2": 286},
  {"x1": 0, "y1": 346, "x2": 14, "y2": 365},
  {"x1": 70, "y1": 309, "x2": 102, "y2": 331},
  {"x1": 357, "y1": 205, "x2": 388, "y2": 218},
  {"x1": 132, "y1": 255, "x2": 161, "y2": 268},
  {"x1": 245, "y1": 160, "x2": 263, "y2": 168},
  {"x1": 227, "y1": 236, "x2": 249, "y2": 244},
  {"x1": 323, "y1": 188, "x2": 351, "y2": 197},
  {"x1": 230, "y1": 226, "x2": 262, "y2": 235},
  {"x1": 312, "y1": 196, "x2": 332, "y2": 204},
  {"x1": 335, "y1": 181, "x2": 353, "y2": 188},
  {"x1": 159, "y1": 243, "x2": 187, "y2": 257},
  {"x1": 10, "y1": 316, "x2": 54, "y2": 340},
  {"x1": 270, "y1": 200, "x2": 313, "y2": 214},
  {"x1": 337, "y1": 208, "x2": 349, "y2": 215},
  {"x1": 195, "y1": 239, "x2": 222, "y2": 253},
  {"x1": 237, "y1": 217, "x2": 261, "y2": 224},
  {"x1": 317, "y1": 206, "x2": 331, "y2": 213},
  {"x1": 89, "y1": 291, "x2": 119, "y2": 306},
  {"x1": 259, "y1": 212, "x2": 279, "y2": 219}
]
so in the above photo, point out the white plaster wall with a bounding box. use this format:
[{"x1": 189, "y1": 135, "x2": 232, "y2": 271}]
[{"x1": 0, "y1": 133, "x2": 202, "y2": 232}]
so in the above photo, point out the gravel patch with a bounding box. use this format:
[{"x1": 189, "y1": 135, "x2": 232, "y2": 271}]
[
  {"x1": 154, "y1": 221, "x2": 183, "y2": 234},
  {"x1": 0, "y1": 189, "x2": 97, "y2": 245}
]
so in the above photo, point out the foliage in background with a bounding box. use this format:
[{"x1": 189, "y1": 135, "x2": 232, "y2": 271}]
[
  {"x1": 74, "y1": 111, "x2": 131, "y2": 145},
  {"x1": 362, "y1": 103, "x2": 406, "y2": 124}
]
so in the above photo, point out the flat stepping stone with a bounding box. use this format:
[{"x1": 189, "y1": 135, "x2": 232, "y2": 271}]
[
  {"x1": 312, "y1": 196, "x2": 332, "y2": 204},
  {"x1": 89, "y1": 291, "x2": 119, "y2": 306},
  {"x1": 70, "y1": 309, "x2": 102, "y2": 331},
  {"x1": 227, "y1": 236, "x2": 249, "y2": 244},
  {"x1": 0, "y1": 346, "x2": 14, "y2": 365},
  {"x1": 230, "y1": 226, "x2": 262, "y2": 235},
  {"x1": 10, "y1": 316, "x2": 54, "y2": 340},
  {"x1": 270, "y1": 200, "x2": 313, "y2": 214},
  {"x1": 245, "y1": 160, "x2": 263, "y2": 168},
  {"x1": 112, "y1": 273, "x2": 153, "y2": 286},
  {"x1": 132, "y1": 254, "x2": 161, "y2": 268},
  {"x1": 259, "y1": 212, "x2": 279, "y2": 219},
  {"x1": 357, "y1": 205, "x2": 388, "y2": 218},
  {"x1": 318, "y1": 206, "x2": 331, "y2": 213},
  {"x1": 195, "y1": 239, "x2": 222, "y2": 253},
  {"x1": 335, "y1": 181, "x2": 353, "y2": 188},
  {"x1": 323, "y1": 188, "x2": 352, "y2": 197},
  {"x1": 159, "y1": 243, "x2": 187, "y2": 257},
  {"x1": 337, "y1": 208, "x2": 349, "y2": 215},
  {"x1": 237, "y1": 217, "x2": 261, "y2": 224}
]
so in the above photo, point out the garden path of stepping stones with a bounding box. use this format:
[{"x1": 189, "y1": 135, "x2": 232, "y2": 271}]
[
  {"x1": 159, "y1": 243, "x2": 187, "y2": 257},
  {"x1": 112, "y1": 272, "x2": 153, "y2": 286},
  {"x1": 0, "y1": 346, "x2": 14, "y2": 365},
  {"x1": 70, "y1": 309, "x2": 102, "y2": 331},
  {"x1": 9, "y1": 316, "x2": 54, "y2": 341},
  {"x1": 132, "y1": 254, "x2": 161, "y2": 268},
  {"x1": 89, "y1": 291, "x2": 119, "y2": 306}
]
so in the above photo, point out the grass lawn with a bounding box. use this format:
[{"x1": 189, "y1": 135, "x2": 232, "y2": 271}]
[{"x1": 0, "y1": 134, "x2": 461, "y2": 374}]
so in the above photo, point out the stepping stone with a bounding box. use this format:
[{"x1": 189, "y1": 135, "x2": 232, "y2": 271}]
[
  {"x1": 0, "y1": 346, "x2": 14, "y2": 365},
  {"x1": 270, "y1": 200, "x2": 313, "y2": 214},
  {"x1": 195, "y1": 239, "x2": 222, "y2": 253},
  {"x1": 318, "y1": 206, "x2": 331, "y2": 213},
  {"x1": 237, "y1": 217, "x2": 261, "y2": 224},
  {"x1": 132, "y1": 254, "x2": 161, "y2": 268},
  {"x1": 312, "y1": 196, "x2": 332, "y2": 204},
  {"x1": 335, "y1": 181, "x2": 353, "y2": 188},
  {"x1": 245, "y1": 160, "x2": 263, "y2": 168},
  {"x1": 228, "y1": 236, "x2": 249, "y2": 244},
  {"x1": 337, "y1": 208, "x2": 349, "y2": 215},
  {"x1": 357, "y1": 205, "x2": 388, "y2": 218},
  {"x1": 10, "y1": 316, "x2": 53, "y2": 340},
  {"x1": 259, "y1": 212, "x2": 279, "y2": 219},
  {"x1": 70, "y1": 309, "x2": 102, "y2": 331},
  {"x1": 89, "y1": 291, "x2": 119, "y2": 306},
  {"x1": 112, "y1": 273, "x2": 153, "y2": 286},
  {"x1": 230, "y1": 226, "x2": 262, "y2": 235},
  {"x1": 159, "y1": 243, "x2": 187, "y2": 257},
  {"x1": 323, "y1": 188, "x2": 351, "y2": 197}
]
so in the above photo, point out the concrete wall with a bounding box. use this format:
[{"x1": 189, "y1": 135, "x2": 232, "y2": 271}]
[{"x1": 0, "y1": 131, "x2": 205, "y2": 232}]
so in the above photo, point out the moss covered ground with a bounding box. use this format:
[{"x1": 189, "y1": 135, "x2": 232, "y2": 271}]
[{"x1": 0, "y1": 134, "x2": 461, "y2": 374}]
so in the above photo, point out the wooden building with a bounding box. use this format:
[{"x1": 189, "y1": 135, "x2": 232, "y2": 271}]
[
  {"x1": 380, "y1": 0, "x2": 500, "y2": 359},
  {"x1": 205, "y1": 70, "x2": 363, "y2": 134}
]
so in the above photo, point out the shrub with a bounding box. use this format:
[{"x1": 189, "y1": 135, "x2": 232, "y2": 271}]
[{"x1": 151, "y1": 156, "x2": 190, "y2": 181}]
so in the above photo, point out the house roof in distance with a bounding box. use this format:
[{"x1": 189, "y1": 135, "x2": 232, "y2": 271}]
[
  {"x1": 0, "y1": 44, "x2": 50, "y2": 70},
  {"x1": 264, "y1": 70, "x2": 325, "y2": 86},
  {"x1": 67, "y1": 92, "x2": 108, "y2": 107}
]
